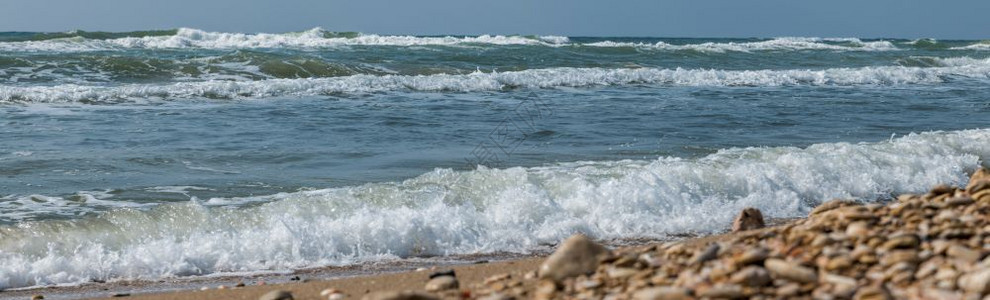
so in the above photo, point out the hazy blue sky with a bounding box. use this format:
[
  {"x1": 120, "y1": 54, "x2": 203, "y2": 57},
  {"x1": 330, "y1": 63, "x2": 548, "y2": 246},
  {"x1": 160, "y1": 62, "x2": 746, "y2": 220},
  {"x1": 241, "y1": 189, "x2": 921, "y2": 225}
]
[{"x1": 1, "y1": 0, "x2": 987, "y2": 38}]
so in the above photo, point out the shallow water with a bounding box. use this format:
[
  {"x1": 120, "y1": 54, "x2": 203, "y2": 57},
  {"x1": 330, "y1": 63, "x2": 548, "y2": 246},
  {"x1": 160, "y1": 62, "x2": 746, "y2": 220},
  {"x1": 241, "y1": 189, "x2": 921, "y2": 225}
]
[{"x1": 1, "y1": 28, "x2": 989, "y2": 289}]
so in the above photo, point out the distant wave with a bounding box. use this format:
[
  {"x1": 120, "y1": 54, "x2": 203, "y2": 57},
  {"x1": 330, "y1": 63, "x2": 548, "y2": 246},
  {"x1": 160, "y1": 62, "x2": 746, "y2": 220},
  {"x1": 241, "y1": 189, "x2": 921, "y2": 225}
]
[
  {"x1": 0, "y1": 27, "x2": 570, "y2": 52},
  {"x1": 2, "y1": 57, "x2": 989, "y2": 103},
  {"x1": 584, "y1": 37, "x2": 898, "y2": 52},
  {"x1": 0, "y1": 128, "x2": 986, "y2": 289},
  {"x1": 951, "y1": 41, "x2": 990, "y2": 50}
]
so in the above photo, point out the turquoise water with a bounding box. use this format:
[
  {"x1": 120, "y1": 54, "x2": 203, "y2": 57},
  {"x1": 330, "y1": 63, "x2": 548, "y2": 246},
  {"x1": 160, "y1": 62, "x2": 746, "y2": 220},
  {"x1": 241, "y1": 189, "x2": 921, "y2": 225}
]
[{"x1": 1, "y1": 28, "x2": 989, "y2": 289}]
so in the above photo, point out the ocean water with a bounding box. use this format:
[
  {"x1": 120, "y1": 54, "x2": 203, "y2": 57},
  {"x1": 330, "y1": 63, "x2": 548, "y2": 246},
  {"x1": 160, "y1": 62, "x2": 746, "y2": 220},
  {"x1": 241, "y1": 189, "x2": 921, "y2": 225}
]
[{"x1": 1, "y1": 28, "x2": 989, "y2": 289}]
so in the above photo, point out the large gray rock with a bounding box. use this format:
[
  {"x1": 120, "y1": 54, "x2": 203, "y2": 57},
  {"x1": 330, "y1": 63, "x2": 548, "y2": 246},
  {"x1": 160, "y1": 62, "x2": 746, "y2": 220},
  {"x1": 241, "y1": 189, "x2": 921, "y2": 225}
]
[{"x1": 538, "y1": 234, "x2": 610, "y2": 282}]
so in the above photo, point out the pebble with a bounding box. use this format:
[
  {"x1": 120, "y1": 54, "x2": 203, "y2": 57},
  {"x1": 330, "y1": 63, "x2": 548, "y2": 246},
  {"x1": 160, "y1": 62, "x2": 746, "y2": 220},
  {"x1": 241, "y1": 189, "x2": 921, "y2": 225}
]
[
  {"x1": 765, "y1": 258, "x2": 818, "y2": 283},
  {"x1": 947, "y1": 244, "x2": 982, "y2": 263},
  {"x1": 361, "y1": 291, "x2": 439, "y2": 300},
  {"x1": 259, "y1": 290, "x2": 294, "y2": 300},
  {"x1": 31, "y1": 295, "x2": 44, "y2": 300},
  {"x1": 697, "y1": 283, "x2": 744, "y2": 298},
  {"x1": 631, "y1": 286, "x2": 692, "y2": 300},
  {"x1": 958, "y1": 268, "x2": 990, "y2": 295},
  {"x1": 852, "y1": 286, "x2": 891, "y2": 300},
  {"x1": 729, "y1": 266, "x2": 771, "y2": 287},
  {"x1": 424, "y1": 275, "x2": 459, "y2": 292},
  {"x1": 735, "y1": 247, "x2": 769, "y2": 266}
]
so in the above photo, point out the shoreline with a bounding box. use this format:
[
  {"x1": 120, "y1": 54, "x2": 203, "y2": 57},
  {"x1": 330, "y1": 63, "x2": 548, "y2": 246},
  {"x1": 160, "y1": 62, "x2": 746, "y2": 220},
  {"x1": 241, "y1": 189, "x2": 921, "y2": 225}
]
[
  {"x1": 4, "y1": 168, "x2": 988, "y2": 299},
  {"x1": 1, "y1": 220, "x2": 795, "y2": 300}
]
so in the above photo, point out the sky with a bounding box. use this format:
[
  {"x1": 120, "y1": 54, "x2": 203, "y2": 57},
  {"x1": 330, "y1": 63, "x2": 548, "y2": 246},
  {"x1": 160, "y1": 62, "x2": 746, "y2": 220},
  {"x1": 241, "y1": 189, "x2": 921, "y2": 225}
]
[{"x1": 0, "y1": 0, "x2": 988, "y2": 39}]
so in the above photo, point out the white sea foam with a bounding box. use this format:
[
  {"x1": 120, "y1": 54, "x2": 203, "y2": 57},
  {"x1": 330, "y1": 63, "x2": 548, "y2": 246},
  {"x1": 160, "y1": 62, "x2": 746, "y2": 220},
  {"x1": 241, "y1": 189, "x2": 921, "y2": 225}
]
[
  {"x1": 0, "y1": 128, "x2": 987, "y2": 289},
  {"x1": 0, "y1": 29, "x2": 905, "y2": 52},
  {"x1": 2, "y1": 57, "x2": 989, "y2": 103},
  {"x1": 584, "y1": 37, "x2": 898, "y2": 52},
  {"x1": 952, "y1": 42, "x2": 990, "y2": 50},
  {"x1": 0, "y1": 28, "x2": 569, "y2": 52}
]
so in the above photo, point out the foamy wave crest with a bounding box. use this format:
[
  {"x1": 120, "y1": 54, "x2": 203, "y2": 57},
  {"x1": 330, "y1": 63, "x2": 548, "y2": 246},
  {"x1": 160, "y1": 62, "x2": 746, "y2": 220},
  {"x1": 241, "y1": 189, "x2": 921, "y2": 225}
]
[
  {"x1": 952, "y1": 41, "x2": 990, "y2": 50},
  {"x1": 584, "y1": 37, "x2": 898, "y2": 52},
  {"x1": 0, "y1": 28, "x2": 569, "y2": 52},
  {"x1": 0, "y1": 128, "x2": 987, "y2": 288},
  {"x1": 3, "y1": 57, "x2": 989, "y2": 103}
]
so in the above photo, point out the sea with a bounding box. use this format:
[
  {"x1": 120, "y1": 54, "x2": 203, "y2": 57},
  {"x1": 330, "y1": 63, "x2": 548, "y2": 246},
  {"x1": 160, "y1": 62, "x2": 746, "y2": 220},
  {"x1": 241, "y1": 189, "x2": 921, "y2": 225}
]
[{"x1": 1, "y1": 28, "x2": 989, "y2": 290}]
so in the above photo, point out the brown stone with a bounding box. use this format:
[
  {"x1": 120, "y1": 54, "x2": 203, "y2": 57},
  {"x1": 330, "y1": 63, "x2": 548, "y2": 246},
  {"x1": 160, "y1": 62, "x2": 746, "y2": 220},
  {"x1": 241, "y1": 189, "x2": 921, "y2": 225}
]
[
  {"x1": 538, "y1": 234, "x2": 610, "y2": 282},
  {"x1": 967, "y1": 179, "x2": 990, "y2": 195},
  {"x1": 947, "y1": 245, "x2": 982, "y2": 263},
  {"x1": 697, "y1": 283, "x2": 744, "y2": 299},
  {"x1": 735, "y1": 247, "x2": 769, "y2": 266},
  {"x1": 631, "y1": 286, "x2": 692, "y2": 300},
  {"x1": 880, "y1": 233, "x2": 920, "y2": 251},
  {"x1": 765, "y1": 258, "x2": 818, "y2": 284},
  {"x1": 732, "y1": 207, "x2": 765, "y2": 232},
  {"x1": 970, "y1": 167, "x2": 989, "y2": 185},
  {"x1": 729, "y1": 266, "x2": 771, "y2": 287},
  {"x1": 958, "y1": 268, "x2": 990, "y2": 295},
  {"x1": 810, "y1": 199, "x2": 858, "y2": 216},
  {"x1": 689, "y1": 243, "x2": 720, "y2": 265},
  {"x1": 852, "y1": 286, "x2": 891, "y2": 300}
]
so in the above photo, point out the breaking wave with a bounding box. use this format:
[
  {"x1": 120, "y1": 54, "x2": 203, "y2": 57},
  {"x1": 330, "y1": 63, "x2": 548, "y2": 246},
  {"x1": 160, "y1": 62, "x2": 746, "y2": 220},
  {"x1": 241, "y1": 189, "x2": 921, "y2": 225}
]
[
  {"x1": 0, "y1": 128, "x2": 986, "y2": 289},
  {"x1": 2, "y1": 57, "x2": 989, "y2": 103}
]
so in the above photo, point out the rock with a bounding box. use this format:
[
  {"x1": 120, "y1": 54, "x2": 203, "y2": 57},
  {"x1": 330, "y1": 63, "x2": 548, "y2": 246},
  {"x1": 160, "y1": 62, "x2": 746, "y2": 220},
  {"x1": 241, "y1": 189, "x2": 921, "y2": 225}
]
[
  {"x1": 810, "y1": 199, "x2": 858, "y2": 216},
  {"x1": 970, "y1": 167, "x2": 989, "y2": 185},
  {"x1": 852, "y1": 286, "x2": 891, "y2": 300},
  {"x1": 734, "y1": 247, "x2": 769, "y2": 266},
  {"x1": 947, "y1": 245, "x2": 982, "y2": 263},
  {"x1": 697, "y1": 283, "x2": 744, "y2": 299},
  {"x1": 765, "y1": 258, "x2": 818, "y2": 283},
  {"x1": 31, "y1": 295, "x2": 44, "y2": 300},
  {"x1": 958, "y1": 268, "x2": 990, "y2": 295},
  {"x1": 945, "y1": 196, "x2": 974, "y2": 207},
  {"x1": 826, "y1": 255, "x2": 853, "y2": 271},
  {"x1": 235, "y1": 281, "x2": 246, "y2": 287},
  {"x1": 879, "y1": 233, "x2": 920, "y2": 251},
  {"x1": 929, "y1": 184, "x2": 954, "y2": 195},
  {"x1": 775, "y1": 283, "x2": 801, "y2": 297},
  {"x1": 538, "y1": 234, "x2": 610, "y2": 282},
  {"x1": 968, "y1": 179, "x2": 990, "y2": 194},
  {"x1": 362, "y1": 291, "x2": 440, "y2": 300},
  {"x1": 631, "y1": 286, "x2": 692, "y2": 300},
  {"x1": 259, "y1": 290, "x2": 294, "y2": 300},
  {"x1": 846, "y1": 221, "x2": 870, "y2": 237},
  {"x1": 689, "y1": 243, "x2": 721, "y2": 265},
  {"x1": 428, "y1": 269, "x2": 455, "y2": 279},
  {"x1": 606, "y1": 267, "x2": 638, "y2": 279},
  {"x1": 732, "y1": 207, "x2": 765, "y2": 232},
  {"x1": 322, "y1": 289, "x2": 347, "y2": 299},
  {"x1": 425, "y1": 275, "x2": 459, "y2": 292},
  {"x1": 111, "y1": 293, "x2": 131, "y2": 297},
  {"x1": 729, "y1": 266, "x2": 771, "y2": 287}
]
